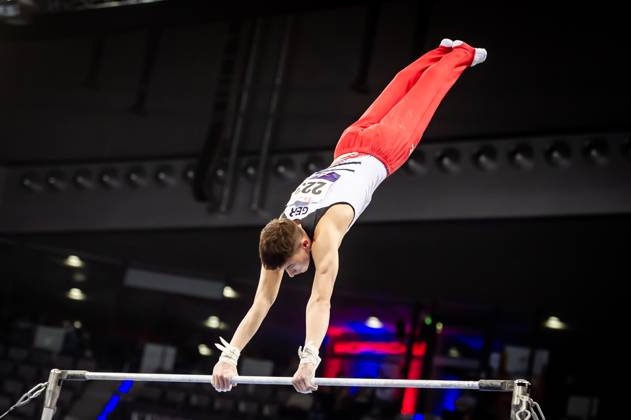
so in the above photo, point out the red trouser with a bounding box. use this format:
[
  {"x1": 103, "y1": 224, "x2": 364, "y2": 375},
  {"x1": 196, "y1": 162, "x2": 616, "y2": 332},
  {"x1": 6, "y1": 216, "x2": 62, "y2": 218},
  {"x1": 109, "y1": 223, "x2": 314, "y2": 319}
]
[{"x1": 334, "y1": 42, "x2": 477, "y2": 175}]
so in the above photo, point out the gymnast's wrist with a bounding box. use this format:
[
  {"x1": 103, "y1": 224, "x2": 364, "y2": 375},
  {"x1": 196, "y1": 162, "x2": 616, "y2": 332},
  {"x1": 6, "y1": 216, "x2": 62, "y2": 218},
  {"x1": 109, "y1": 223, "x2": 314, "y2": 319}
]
[
  {"x1": 214, "y1": 337, "x2": 241, "y2": 367},
  {"x1": 298, "y1": 341, "x2": 321, "y2": 370}
]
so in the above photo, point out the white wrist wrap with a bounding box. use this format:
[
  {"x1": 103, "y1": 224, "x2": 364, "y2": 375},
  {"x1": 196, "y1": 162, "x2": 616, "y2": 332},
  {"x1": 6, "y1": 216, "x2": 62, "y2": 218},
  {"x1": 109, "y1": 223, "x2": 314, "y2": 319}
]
[
  {"x1": 297, "y1": 341, "x2": 321, "y2": 370},
  {"x1": 214, "y1": 336, "x2": 240, "y2": 367}
]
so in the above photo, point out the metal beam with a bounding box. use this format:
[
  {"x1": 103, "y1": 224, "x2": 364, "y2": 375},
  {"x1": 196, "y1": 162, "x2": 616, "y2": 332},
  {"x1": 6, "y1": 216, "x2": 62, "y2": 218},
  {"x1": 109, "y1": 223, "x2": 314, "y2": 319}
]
[
  {"x1": 1, "y1": 132, "x2": 630, "y2": 233},
  {"x1": 251, "y1": 15, "x2": 294, "y2": 212}
]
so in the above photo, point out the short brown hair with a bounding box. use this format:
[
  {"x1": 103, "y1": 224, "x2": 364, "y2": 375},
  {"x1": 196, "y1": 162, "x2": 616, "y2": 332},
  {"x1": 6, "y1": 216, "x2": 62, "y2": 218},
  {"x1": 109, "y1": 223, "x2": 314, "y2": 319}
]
[{"x1": 259, "y1": 218, "x2": 302, "y2": 270}]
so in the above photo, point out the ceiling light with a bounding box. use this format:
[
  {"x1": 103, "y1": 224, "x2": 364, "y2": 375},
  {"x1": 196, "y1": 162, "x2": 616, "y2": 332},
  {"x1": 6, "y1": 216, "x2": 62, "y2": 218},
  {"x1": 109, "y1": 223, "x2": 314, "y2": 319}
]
[
  {"x1": 46, "y1": 171, "x2": 68, "y2": 191},
  {"x1": 274, "y1": 158, "x2": 296, "y2": 180},
  {"x1": 205, "y1": 316, "x2": 221, "y2": 329},
  {"x1": 303, "y1": 156, "x2": 326, "y2": 174},
  {"x1": 509, "y1": 144, "x2": 535, "y2": 170},
  {"x1": 405, "y1": 150, "x2": 428, "y2": 175},
  {"x1": 126, "y1": 167, "x2": 148, "y2": 188},
  {"x1": 583, "y1": 139, "x2": 609, "y2": 165},
  {"x1": 73, "y1": 169, "x2": 95, "y2": 190},
  {"x1": 448, "y1": 347, "x2": 461, "y2": 358},
  {"x1": 198, "y1": 344, "x2": 212, "y2": 356},
  {"x1": 365, "y1": 316, "x2": 383, "y2": 329},
  {"x1": 64, "y1": 255, "x2": 84, "y2": 268},
  {"x1": 546, "y1": 141, "x2": 572, "y2": 168},
  {"x1": 473, "y1": 146, "x2": 498, "y2": 171},
  {"x1": 543, "y1": 316, "x2": 568, "y2": 330},
  {"x1": 100, "y1": 168, "x2": 121, "y2": 189},
  {"x1": 436, "y1": 148, "x2": 461, "y2": 173},
  {"x1": 155, "y1": 165, "x2": 176, "y2": 186},
  {"x1": 66, "y1": 288, "x2": 86, "y2": 301},
  {"x1": 223, "y1": 286, "x2": 238, "y2": 299},
  {"x1": 21, "y1": 173, "x2": 44, "y2": 192}
]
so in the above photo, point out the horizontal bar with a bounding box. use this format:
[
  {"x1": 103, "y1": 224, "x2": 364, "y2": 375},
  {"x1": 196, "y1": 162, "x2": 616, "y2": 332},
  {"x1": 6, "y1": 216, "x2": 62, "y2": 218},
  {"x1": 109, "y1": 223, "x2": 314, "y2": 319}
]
[{"x1": 58, "y1": 370, "x2": 514, "y2": 391}]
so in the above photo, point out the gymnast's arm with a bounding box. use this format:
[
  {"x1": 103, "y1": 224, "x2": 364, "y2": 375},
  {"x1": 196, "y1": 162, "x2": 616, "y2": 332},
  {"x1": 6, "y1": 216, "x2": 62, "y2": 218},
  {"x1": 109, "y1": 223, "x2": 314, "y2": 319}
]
[
  {"x1": 304, "y1": 227, "x2": 340, "y2": 352},
  {"x1": 211, "y1": 266, "x2": 282, "y2": 392},
  {"x1": 291, "y1": 223, "x2": 342, "y2": 393},
  {"x1": 229, "y1": 265, "x2": 283, "y2": 350}
]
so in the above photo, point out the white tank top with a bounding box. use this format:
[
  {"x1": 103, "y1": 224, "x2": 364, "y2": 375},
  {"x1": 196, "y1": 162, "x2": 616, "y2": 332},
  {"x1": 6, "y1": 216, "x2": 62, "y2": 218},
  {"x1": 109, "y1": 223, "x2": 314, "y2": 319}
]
[{"x1": 282, "y1": 152, "x2": 387, "y2": 233}]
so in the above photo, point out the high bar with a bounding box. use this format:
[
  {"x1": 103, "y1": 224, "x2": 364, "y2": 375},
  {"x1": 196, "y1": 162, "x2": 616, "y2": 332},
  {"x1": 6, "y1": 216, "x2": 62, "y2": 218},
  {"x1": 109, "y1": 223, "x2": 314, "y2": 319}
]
[{"x1": 57, "y1": 370, "x2": 516, "y2": 391}]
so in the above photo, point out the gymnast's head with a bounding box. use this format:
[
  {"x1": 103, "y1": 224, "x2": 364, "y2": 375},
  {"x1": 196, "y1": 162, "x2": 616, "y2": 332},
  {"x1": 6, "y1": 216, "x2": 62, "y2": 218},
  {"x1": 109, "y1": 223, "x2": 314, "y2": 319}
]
[{"x1": 259, "y1": 218, "x2": 311, "y2": 277}]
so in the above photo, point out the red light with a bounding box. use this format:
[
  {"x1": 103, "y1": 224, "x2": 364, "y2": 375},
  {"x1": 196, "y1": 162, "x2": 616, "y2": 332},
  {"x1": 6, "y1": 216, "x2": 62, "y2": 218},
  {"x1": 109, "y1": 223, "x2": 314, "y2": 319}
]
[
  {"x1": 412, "y1": 342, "x2": 427, "y2": 357},
  {"x1": 323, "y1": 357, "x2": 342, "y2": 378},
  {"x1": 401, "y1": 359, "x2": 424, "y2": 414},
  {"x1": 327, "y1": 326, "x2": 352, "y2": 337},
  {"x1": 330, "y1": 341, "x2": 425, "y2": 356},
  {"x1": 333, "y1": 341, "x2": 407, "y2": 355}
]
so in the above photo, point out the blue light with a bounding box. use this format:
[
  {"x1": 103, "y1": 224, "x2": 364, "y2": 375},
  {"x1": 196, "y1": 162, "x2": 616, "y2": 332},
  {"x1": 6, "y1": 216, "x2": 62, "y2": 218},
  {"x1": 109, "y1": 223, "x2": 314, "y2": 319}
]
[
  {"x1": 442, "y1": 389, "x2": 460, "y2": 412},
  {"x1": 412, "y1": 414, "x2": 425, "y2": 420},
  {"x1": 97, "y1": 380, "x2": 134, "y2": 419},
  {"x1": 118, "y1": 380, "x2": 134, "y2": 394},
  {"x1": 456, "y1": 335, "x2": 484, "y2": 351},
  {"x1": 103, "y1": 395, "x2": 120, "y2": 414},
  {"x1": 350, "y1": 360, "x2": 381, "y2": 396},
  {"x1": 347, "y1": 321, "x2": 393, "y2": 336},
  {"x1": 353, "y1": 360, "x2": 380, "y2": 378}
]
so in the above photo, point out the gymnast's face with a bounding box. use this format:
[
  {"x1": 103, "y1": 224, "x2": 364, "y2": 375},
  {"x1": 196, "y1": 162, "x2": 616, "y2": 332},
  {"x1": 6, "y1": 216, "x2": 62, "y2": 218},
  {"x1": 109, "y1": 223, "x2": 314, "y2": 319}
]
[{"x1": 284, "y1": 238, "x2": 311, "y2": 278}]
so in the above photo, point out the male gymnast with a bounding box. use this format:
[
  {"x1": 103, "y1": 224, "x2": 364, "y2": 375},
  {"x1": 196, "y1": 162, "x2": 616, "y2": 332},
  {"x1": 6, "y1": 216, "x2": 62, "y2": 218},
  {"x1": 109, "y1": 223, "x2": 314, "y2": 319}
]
[{"x1": 211, "y1": 39, "x2": 486, "y2": 394}]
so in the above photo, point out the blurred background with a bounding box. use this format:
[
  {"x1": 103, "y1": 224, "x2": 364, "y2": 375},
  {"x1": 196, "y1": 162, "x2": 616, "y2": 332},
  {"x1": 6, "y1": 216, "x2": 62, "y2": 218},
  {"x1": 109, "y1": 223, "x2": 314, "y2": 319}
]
[{"x1": 0, "y1": 0, "x2": 628, "y2": 419}]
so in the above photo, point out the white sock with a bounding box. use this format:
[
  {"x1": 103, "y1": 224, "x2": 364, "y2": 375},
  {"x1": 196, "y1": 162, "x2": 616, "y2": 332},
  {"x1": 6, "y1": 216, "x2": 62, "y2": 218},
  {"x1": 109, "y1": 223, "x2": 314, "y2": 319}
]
[
  {"x1": 453, "y1": 40, "x2": 487, "y2": 67},
  {"x1": 471, "y1": 48, "x2": 487, "y2": 67},
  {"x1": 440, "y1": 38, "x2": 454, "y2": 48}
]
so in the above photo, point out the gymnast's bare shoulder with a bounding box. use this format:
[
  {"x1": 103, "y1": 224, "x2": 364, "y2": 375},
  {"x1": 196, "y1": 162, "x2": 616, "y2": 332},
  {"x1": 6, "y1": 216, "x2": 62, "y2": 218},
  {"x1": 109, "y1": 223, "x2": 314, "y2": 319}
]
[{"x1": 313, "y1": 203, "x2": 354, "y2": 245}]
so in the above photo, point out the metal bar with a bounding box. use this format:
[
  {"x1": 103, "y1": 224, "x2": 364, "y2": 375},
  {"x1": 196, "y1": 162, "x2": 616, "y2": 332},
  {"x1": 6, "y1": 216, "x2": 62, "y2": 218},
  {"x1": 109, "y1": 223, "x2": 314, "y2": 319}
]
[
  {"x1": 52, "y1": 370, "x2": 517, "y2": 391},
  {"x1": 250, "y1": 15, "x2": 294, "y2": 212},
  {"x1": 193, "y1": 20, "x2": 242, "y2": 203},
  {"x1": 44, "y1": 0, "x2": 169, "y2": 12},
  {"x1": 89, "y1": 372, "x2": 481, "y2": 389},
  {"x1": 219, "y1": 17, "x2": 263, "y2": 212},
  {"x1": 41, "y1": 369, "x2": 519, "y2": 419},
  {"x1": 131, "y1": 26, "x2": 162, "y2": 116}
]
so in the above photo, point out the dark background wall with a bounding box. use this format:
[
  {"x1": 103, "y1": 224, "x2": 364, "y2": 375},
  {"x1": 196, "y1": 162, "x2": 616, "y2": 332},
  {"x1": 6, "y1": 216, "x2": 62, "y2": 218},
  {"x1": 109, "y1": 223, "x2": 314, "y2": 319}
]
[{"x1": 1, "y1": 1, "x2": 628, "y2": 164}]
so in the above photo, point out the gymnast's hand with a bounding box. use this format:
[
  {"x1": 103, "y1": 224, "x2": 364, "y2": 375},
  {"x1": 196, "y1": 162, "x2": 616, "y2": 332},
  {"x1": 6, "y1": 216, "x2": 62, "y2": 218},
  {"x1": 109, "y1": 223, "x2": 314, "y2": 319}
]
[
  {"x1": 211, "y1": 360, "x2": 238, "y2": 392},
  {"x1": 291, "y1": 362, "x2": 318, "y2": 394}
]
